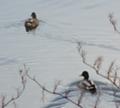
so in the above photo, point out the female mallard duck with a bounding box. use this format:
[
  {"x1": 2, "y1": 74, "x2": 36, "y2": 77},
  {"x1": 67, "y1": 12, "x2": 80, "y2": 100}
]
[
  {"x1": 79, "y1": 71, "x2": 96, "y2": 94},
  {"x1": 24, "y1": 12, "x2": 39, "y2": 32}
]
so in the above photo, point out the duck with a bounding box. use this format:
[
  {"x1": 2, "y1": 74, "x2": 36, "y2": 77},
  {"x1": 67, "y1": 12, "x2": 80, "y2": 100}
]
[
  {"x1": 79, "y1": 71, "x2": 96, "y2": 94},
  {"x1": 24, "y1": 12, "x2": 39, "y2": 32}
]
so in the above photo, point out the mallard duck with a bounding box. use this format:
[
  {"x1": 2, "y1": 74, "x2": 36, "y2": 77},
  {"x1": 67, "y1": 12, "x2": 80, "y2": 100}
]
[
  {"x1": 24, "y1": 12, "x2": 39, "y2": 32},
  {"x1": 79, "y1": 71, "x2": 96, "y2": 94}
]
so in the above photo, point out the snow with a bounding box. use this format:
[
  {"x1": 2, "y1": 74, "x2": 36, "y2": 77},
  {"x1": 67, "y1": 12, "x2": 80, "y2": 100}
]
[{"x1": 0, "y1": 0, "x2": 120, "y2": 108}]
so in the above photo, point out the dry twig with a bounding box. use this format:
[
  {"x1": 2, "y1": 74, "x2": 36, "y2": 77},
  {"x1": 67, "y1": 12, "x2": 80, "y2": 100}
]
[
  {"x1": 26, "y1": 72, "x2": 84, "y2": 108},
  {"x1": 108, "y1": 13, "x2": 118, "y2": 32},
  {"x1": 77, "y1": 43, "x2": 120, "y2": 89},
  {"x1": 0, "y1": 67, "x2": 27, "y2": 108}
]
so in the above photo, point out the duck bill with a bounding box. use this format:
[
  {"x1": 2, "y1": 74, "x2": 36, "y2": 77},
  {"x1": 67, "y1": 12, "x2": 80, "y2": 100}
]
[{"x1": 79, "y1": 74, "x2": 84, "y2": 79}]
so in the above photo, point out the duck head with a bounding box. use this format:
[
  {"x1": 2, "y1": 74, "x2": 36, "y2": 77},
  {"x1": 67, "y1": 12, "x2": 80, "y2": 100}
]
[
  {"x1": 81, "y1": 71, "x2": 89, "y2": 80},
  {"x1": 31, "y1": 12, "x2": 37, "y2": 19}
]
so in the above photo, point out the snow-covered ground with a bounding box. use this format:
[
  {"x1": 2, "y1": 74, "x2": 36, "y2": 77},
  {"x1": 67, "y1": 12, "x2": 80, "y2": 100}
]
[{"x1": 0, "y1": 0, "x2": 120, "y2": 108}]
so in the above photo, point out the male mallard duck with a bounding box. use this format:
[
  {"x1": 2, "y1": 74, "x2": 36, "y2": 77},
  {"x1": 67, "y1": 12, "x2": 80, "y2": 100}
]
[
  {"x1": 24, "y1": 12, "x2": 39, "y2": 32},
  {"x1": 79, "y1": 71, "x2": 96, "y2": 94}
]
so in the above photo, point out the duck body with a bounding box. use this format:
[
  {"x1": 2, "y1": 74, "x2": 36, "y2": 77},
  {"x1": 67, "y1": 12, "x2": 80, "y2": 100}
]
[
  {"x1": 24, "y1": 12, "x2": 39, "y2": 32},
  {"x1": 81, "y1": 79, "x2": 96, "y2": 94},
  {"x1": 79, "y1": 71, "x2": 96, "y2": 94}
]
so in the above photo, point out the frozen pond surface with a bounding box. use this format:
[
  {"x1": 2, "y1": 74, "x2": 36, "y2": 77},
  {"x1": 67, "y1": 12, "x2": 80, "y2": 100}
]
[{"x1": 0, "y1": 0, "x2": 120, "y2": 108}]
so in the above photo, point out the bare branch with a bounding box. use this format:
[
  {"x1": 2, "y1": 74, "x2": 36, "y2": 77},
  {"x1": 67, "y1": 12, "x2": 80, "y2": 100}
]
[
  {"x1": 94, "y1": 90, "x2": 101, "y2": 108},
  {"x1": 0, "y1": 96, "x2": 5, "y2": 108},
  {"x1": 41, "y1": 87, "x2": 45, "y2": 102},
  {"x1": 107, "y1": 61, "x2": 114, "y2": 79},
  {"x1": 94, "y1": 56, "x2": 103, "y2": 73},
  {"x1": 77, "y1": 41, "x2": 82, "y2": 53},
  {"x1": 26, "y1": 71, "x2": 84, "y2": 108},
  {"x1": 115, "y1": 102, "x2": 120, "y2": 108},
  {"x1": 2, "y1": 68, "x2": 27, "y2": 108},
  {"x1": 77, "y1": 91, "x2": 85, "y2": 106},
  {"x1": 4, "y1": 85, "x2": 25, "y2": 107},
  {"x1": 13, "y1": 101, "x2": 17, "y2": 108},
  {"x1": 108, "y1": 13, "x2": 118, "y2": 32},
  {"x1": 53, "y1": 80, "x2": 61, "y2": 93},
  {"x1": 113, "y1": 72, "x2": 117, "y2": 84},
  {"x1": 77, "y1": 44, "x2": 120, "y2": 89}
]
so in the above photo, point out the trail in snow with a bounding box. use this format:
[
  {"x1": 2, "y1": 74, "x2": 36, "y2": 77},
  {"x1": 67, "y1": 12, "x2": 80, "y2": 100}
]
[
  {"x1": 43, "y1": 80, "x2": 120, "y2": 108},
  {"x1": 1, "y1": 19, "x2": 119, "y2": 53}
]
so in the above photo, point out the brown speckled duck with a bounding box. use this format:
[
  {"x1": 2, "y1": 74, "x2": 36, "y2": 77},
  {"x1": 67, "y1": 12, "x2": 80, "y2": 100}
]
[{"x1": 24, "y1": 12, "x2": 39, "y2": 32}]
